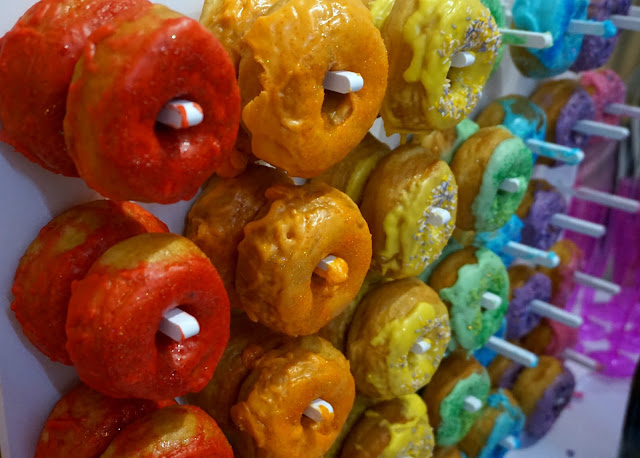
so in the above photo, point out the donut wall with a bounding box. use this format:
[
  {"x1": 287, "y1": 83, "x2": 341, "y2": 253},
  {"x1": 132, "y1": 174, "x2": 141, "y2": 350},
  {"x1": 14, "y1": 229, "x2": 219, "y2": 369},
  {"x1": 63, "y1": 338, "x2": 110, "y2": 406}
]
[{"x1": 0, "y1": 0, "x2": 638, "y2": 457}]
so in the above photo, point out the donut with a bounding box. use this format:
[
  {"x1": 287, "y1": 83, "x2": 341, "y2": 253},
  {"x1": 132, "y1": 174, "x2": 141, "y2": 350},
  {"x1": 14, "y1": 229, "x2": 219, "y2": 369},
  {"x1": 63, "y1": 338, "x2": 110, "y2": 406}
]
[
  {"x1": 380, "y1": 0, "x2": 501, "y2": 132},
  {"x1": 324, "y1": 396, "x2": 372, "y2": 458},
  {"x1": 537, "y1": 239, "x2": 584, "y2": 308},
  {"x1": 64, "y1": 4, "x2": 241, "y2": 203},
  {"x1": 185, "y1": 164, "x2": 293, "y2": 307},
  {"x1": 515, "y1": 179, "x2": 568, "y2": 250},
  {"x1": 411, "y1": 119, "x2": 481, "y2": 165},
  {"x1": 581, "y1": 69, "x2": 627, "y2": 130},
  {"x1": 0, "y1": 0, "x2": 152, "y2": 176},
  {"x1": 216, "y1": 126, "x2": 255, "y2": 178},
  {"x1": 238, "y1": 0, "x2": 388, "y2": 178},
  {"x1": 434, "y1": 446, "x2": 465, "y2": 458},
  {"x1": 360, "y1": 144, "x2": 458, "y2": 279},
  {"x1": 530, "y1": 79, "x2": 596, "y2": 150},
  {"x1": 505, "y1": 265, "x2": 553, "y2": 340},
  {"x1": 100, "y1": 405, "x2": 233, "y2": 457},
  {"x1": 450, "y1": 126, "x2": 533, "y2": 232},
  {"x1": 429, "y1": 247, "x2": 510, "y2": 352},
  {"x1": 346, "y1": 278, "x2": 451, "y2": 400},
  {"x1": 510, "y1": 0, "x2": 594, "y2": 78},
  {"x1": 340, "y1": 394, "x2": 435, "y2": 457},
  {"x1": 571, "y1": 0, "x2": 631, "y2": 71},
  {"x1": 11, "y1": 200, "x2": 168, "y2": 365},
  {"x1": 487, "y1": 355, "x2": 525, "y2": 390},
  {"x1": 421, "y1": 351, "x2": 491, "y2": 446},
  {"x1": 473, "y1": 215, "x2": 525, "y2": 267},
  {"x1": 65, "y1": 233, "x2": 230, "y2": 400},
  {"x1": 511, "y1": 356, "x2": 576, "y2": 440},
  {"x1": 417, "y1": 238, "x2": 464, "y2": 286},
  {"x1": 311, "y1": 133, "x2": 391, "y2": 205},
  {"x1": 520, "y1": 319, "x2": 579, "y2": 358},
  {"x1": 35, "y1": 383, "x2": 174, "y2": 458},
  {"x1": 235, "y1": 182, "x2": 371, "y2": 336},
  {"x1": 230, "y1": 336, "x2": 355, "y2": 458},
  {"x1": 458, "y1": 389, "x2": 526, "y2": 458}
]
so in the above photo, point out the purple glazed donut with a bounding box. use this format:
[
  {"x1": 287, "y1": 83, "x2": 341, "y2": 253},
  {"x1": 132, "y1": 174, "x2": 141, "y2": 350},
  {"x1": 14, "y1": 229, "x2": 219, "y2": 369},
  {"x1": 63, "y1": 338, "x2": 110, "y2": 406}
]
[
  {"x1": 506, "y1": 265, "x2": 553, "y2": 340},
  {"x1": 516, "y1": 179, "x2": 568, "y2": 250},
  {"x1": 581, "y1": 69, "x2": 627, "y2": 128}
]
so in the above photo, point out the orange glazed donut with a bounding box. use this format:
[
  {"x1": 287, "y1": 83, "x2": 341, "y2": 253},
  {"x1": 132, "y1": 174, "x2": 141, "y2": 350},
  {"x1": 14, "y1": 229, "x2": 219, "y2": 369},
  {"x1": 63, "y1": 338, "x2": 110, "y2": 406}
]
[
  {"x1": 231, "y1": 336, "x2": 356, "y2": 458},
  {"x1": 11, "y1": 200, "x2": 167, "y2": 365},
  {"x1": 0, "y1": 0, "x2": 151, "y2": 176},
  {"x1": 236, "y1": 182, "x2": 372, "y2": 336},
  {"x1": 35, "y1": 383, "x2": 174, "y2": 458},
  {"x1": 64, "y1": 4, "x2": 241, "y2": 203},
  {"x1": 101, "y1": 405, "x2": 233, "y2": 458},
  {"x1": 185, "y1": 164, "x2": 293, "y2": 307},
  {"x1": 66, "y1": 233, "x2": 230, "y2": 400},
  {"x1": 238, "y1": 0, "x2": 388, "y2": 178}
]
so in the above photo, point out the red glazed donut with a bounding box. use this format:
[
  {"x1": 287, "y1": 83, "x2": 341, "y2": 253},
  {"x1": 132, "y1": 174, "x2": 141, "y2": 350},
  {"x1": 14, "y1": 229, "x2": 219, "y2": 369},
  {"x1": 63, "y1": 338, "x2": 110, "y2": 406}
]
[
  {"x1": 0, "y1": 0, "x2": 151, "y2": 176},
  {"x1": 65, "y1": 233, "x2": 230, "y2": 400},
  {"x1": 64, "y1": 4, "x2": 241, "y2": 203},
  {"x1": 11, "y1": 200, "x2": 168, "y2": 365}
]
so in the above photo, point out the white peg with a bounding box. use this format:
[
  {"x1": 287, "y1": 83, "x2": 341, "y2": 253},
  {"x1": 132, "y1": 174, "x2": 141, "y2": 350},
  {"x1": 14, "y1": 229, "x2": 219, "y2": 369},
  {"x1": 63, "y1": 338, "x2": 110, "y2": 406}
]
[
  {"x1": 159, "y1": 308, "x2": 200, "y2": 342},
  {"x1": 481, "y1": 292, "x2": 503, "y2": 311},
  {"x1": 463, "y1": 396, "x2": 483, "y2": 413},
  {"x1": 499, "y1": 28, "x2": 554, "y2": 49},
  {"x1": 499, "y1": 435, "x2": 520, "y2": 450},
  {"x1": 316, "y1": 255, "x2": 337, "y2": 273},
  {"x1": 410, "y1": 339, "x2": 432, "y2": 354},
  {"x1": 630, "y1": 5, "x2": 640, "y2": 17},
  {"x1": 571, "y1": 186, "x2": 640, "y2": 213},
  {"x1": 303, "y1": 398, "x2": 334, "y2": 423},
  {"x1": 323, "y1": 71, "x2": 363, "y2": 94},
  {"x1": 485, "y1": 337, "x2": 539, "y2": 367},
  {"x1": 425, "y1": 207, "x2": 452, "y2": 226},
  {"x1": 450, "y1": 52, "x2": 476, "y2": 68},
  {"x1": 157, "y1": 100, "x2": 204, "y2": 129},
  {"x1": 499, "y1": 178, "x2": 521, "y2": 193},
  {"x1": 526, "y1": 139, "x2": 584, "y2": 165},
  {"x1": 549, "y1": 214, "x2": 606, "y2": 238},
  {"x1": 562, "y1": 348, "x2": 602, "y2": 371},
  {"x1": 573, "y1": 119, "x2": 629, "y2": 140},
  {"x1": 530, "y1": 300, "x2": 583, "y2": 328},
  {"x1": 502, "y1": 242, "x2": 560, "y2": 268},
  {"x1": 574, "y1": 271, "x2": 621, "y2": 296},
  {"x1": 567, "y1": 19, "x2": 617, "y2": 37},
  {"x1": 604, "y1": 103, "x2": 640, "y2": 119},
  {"x1": 610, "y1": 14, "x2": 640, "y2": 32}
]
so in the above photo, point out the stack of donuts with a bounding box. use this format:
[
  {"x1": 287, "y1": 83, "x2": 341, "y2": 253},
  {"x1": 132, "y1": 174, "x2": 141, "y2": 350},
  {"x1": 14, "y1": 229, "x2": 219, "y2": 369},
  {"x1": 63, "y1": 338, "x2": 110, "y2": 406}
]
[{"x1": 0, "y1": 0, "x2": 636, "y2": 456}]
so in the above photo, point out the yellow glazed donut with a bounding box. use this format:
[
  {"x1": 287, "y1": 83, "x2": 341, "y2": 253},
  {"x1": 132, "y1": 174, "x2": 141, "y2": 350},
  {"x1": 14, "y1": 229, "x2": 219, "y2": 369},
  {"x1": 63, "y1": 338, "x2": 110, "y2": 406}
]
[
  {"x1": 347, "y1": 277, "x2": 451, "y2": 400},
  {"x1": 360, "y1": 144, "x2": 458, "y2": 279},
  {"x1": 238, "y1": 0, "x2": 388, "y2": 178},
  {"x1": 380, "y1": 0, "x2": 501, "y2": 133}
]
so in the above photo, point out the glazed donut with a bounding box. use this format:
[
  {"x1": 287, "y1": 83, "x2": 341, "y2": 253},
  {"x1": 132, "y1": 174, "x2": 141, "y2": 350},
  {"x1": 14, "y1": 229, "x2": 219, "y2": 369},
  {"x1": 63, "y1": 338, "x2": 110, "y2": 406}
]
[
  {"x1": 235, "y1": 182, "x2": 371, "y2": 336},
  {"x1": 458, "y1": 389, "x2": 526, "y2": 458},
  {"x1": 238, "y1": 0, "x2": 388, "y2": 178},
  {"x1": 325, "y1": 396, "x2": 372, "y2": 458},
  {"x1": 421, "y1": 351, "x2": 491, "y2": 446},
  {"x1": 476, "y1": 95, "x2": 547, "y2": 148},
  {"x1": 231, "y1": 336, "x2": 355, "y2": 458},
  {"x1": 487, "y1": 355, "x2": 525, "y2": 390},
  {"x1": 511, "y1": 356, "x2": 576, "y2": 440},
  {"x1": 530, "y1": 79, "x2": 596, "y2": 150},
  {"x1": 520, "y1": 319, "x2": 579, "y2": 358},
  {"x1": 411, "y1": 119, "x2": 481, "y2": 165},
  {"x1": 360, "y1": 144, "x2": 458, "y2": 279},
  {"x1": 185, "y1": 164, "x2": 293, "y2": 307},
  {"x1": 311, "y1": 133, "x2": 391, "y2": 205},
  {"x1": 581, "y1": 69, "x2": 627, "y2": 129},
  {"x1": 340, "y1": 394, "x2": 435, "y2": 458},
  {"x1": 509, "y1": 0, "x2": 594, "y2": 78},
  {"x1": 450, "y1": 126, "x2": 533, "y2": 232},
  {"x1": 537, "y1": 239, "x2": 584, "y2": 308},
  {"x1": 11, "y1": 200, "x2": 167, "y2": 365},
  {"x1": 505, "y1": 265, "x2": 553, "y2": 340},
  {"x1": 64, "y1": 4, "x2": 241, "y2": 203},
  {"x1": 346, "y1": 278, "x2": 451, "y2": 400},
  {"x1": 0, "y1": 0, "x2": 151, "y2": 176},
  {"x1": 65, "y1": 233, "x2": 230, "y2": 400},
  {"x1": 101, "y1": 405, "x2": 233, "y2": 457},
  {"x1": 429, "y1": 247, "x2": 509, "y2": 352},
  {"x1": 379, "y1": 0, "x2": 501, "y2": 133},
  {"x1": 35, "y1": 383, "x2": 174, "y2": 458},
  {"x1": 515, "y1": 179, "x2": 568, "y2": 250}
]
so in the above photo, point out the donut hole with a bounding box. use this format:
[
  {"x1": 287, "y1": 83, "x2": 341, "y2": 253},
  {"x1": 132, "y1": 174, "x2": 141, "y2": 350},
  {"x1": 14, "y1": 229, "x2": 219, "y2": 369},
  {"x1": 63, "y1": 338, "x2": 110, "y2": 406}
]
[
  {"x1": 154, "y1": 304, "x2": 202, "y2": 347},
  {"x1": 154, "y1": 95, "x2": 203, "y2": 153},
  {"x1": 321, "y1": 87, "x2": 353, "y2": 126}
]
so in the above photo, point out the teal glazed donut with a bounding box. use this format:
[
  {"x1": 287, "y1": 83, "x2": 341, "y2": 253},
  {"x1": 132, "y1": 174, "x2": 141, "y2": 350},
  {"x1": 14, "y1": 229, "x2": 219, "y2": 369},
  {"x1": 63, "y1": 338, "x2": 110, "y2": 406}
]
[
  {"x1": 429, "y1": 247, "x2": 510, "y2": 352},
  {"x1": 510, "y1": 0, "x2": 590, "y2": 78}
]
